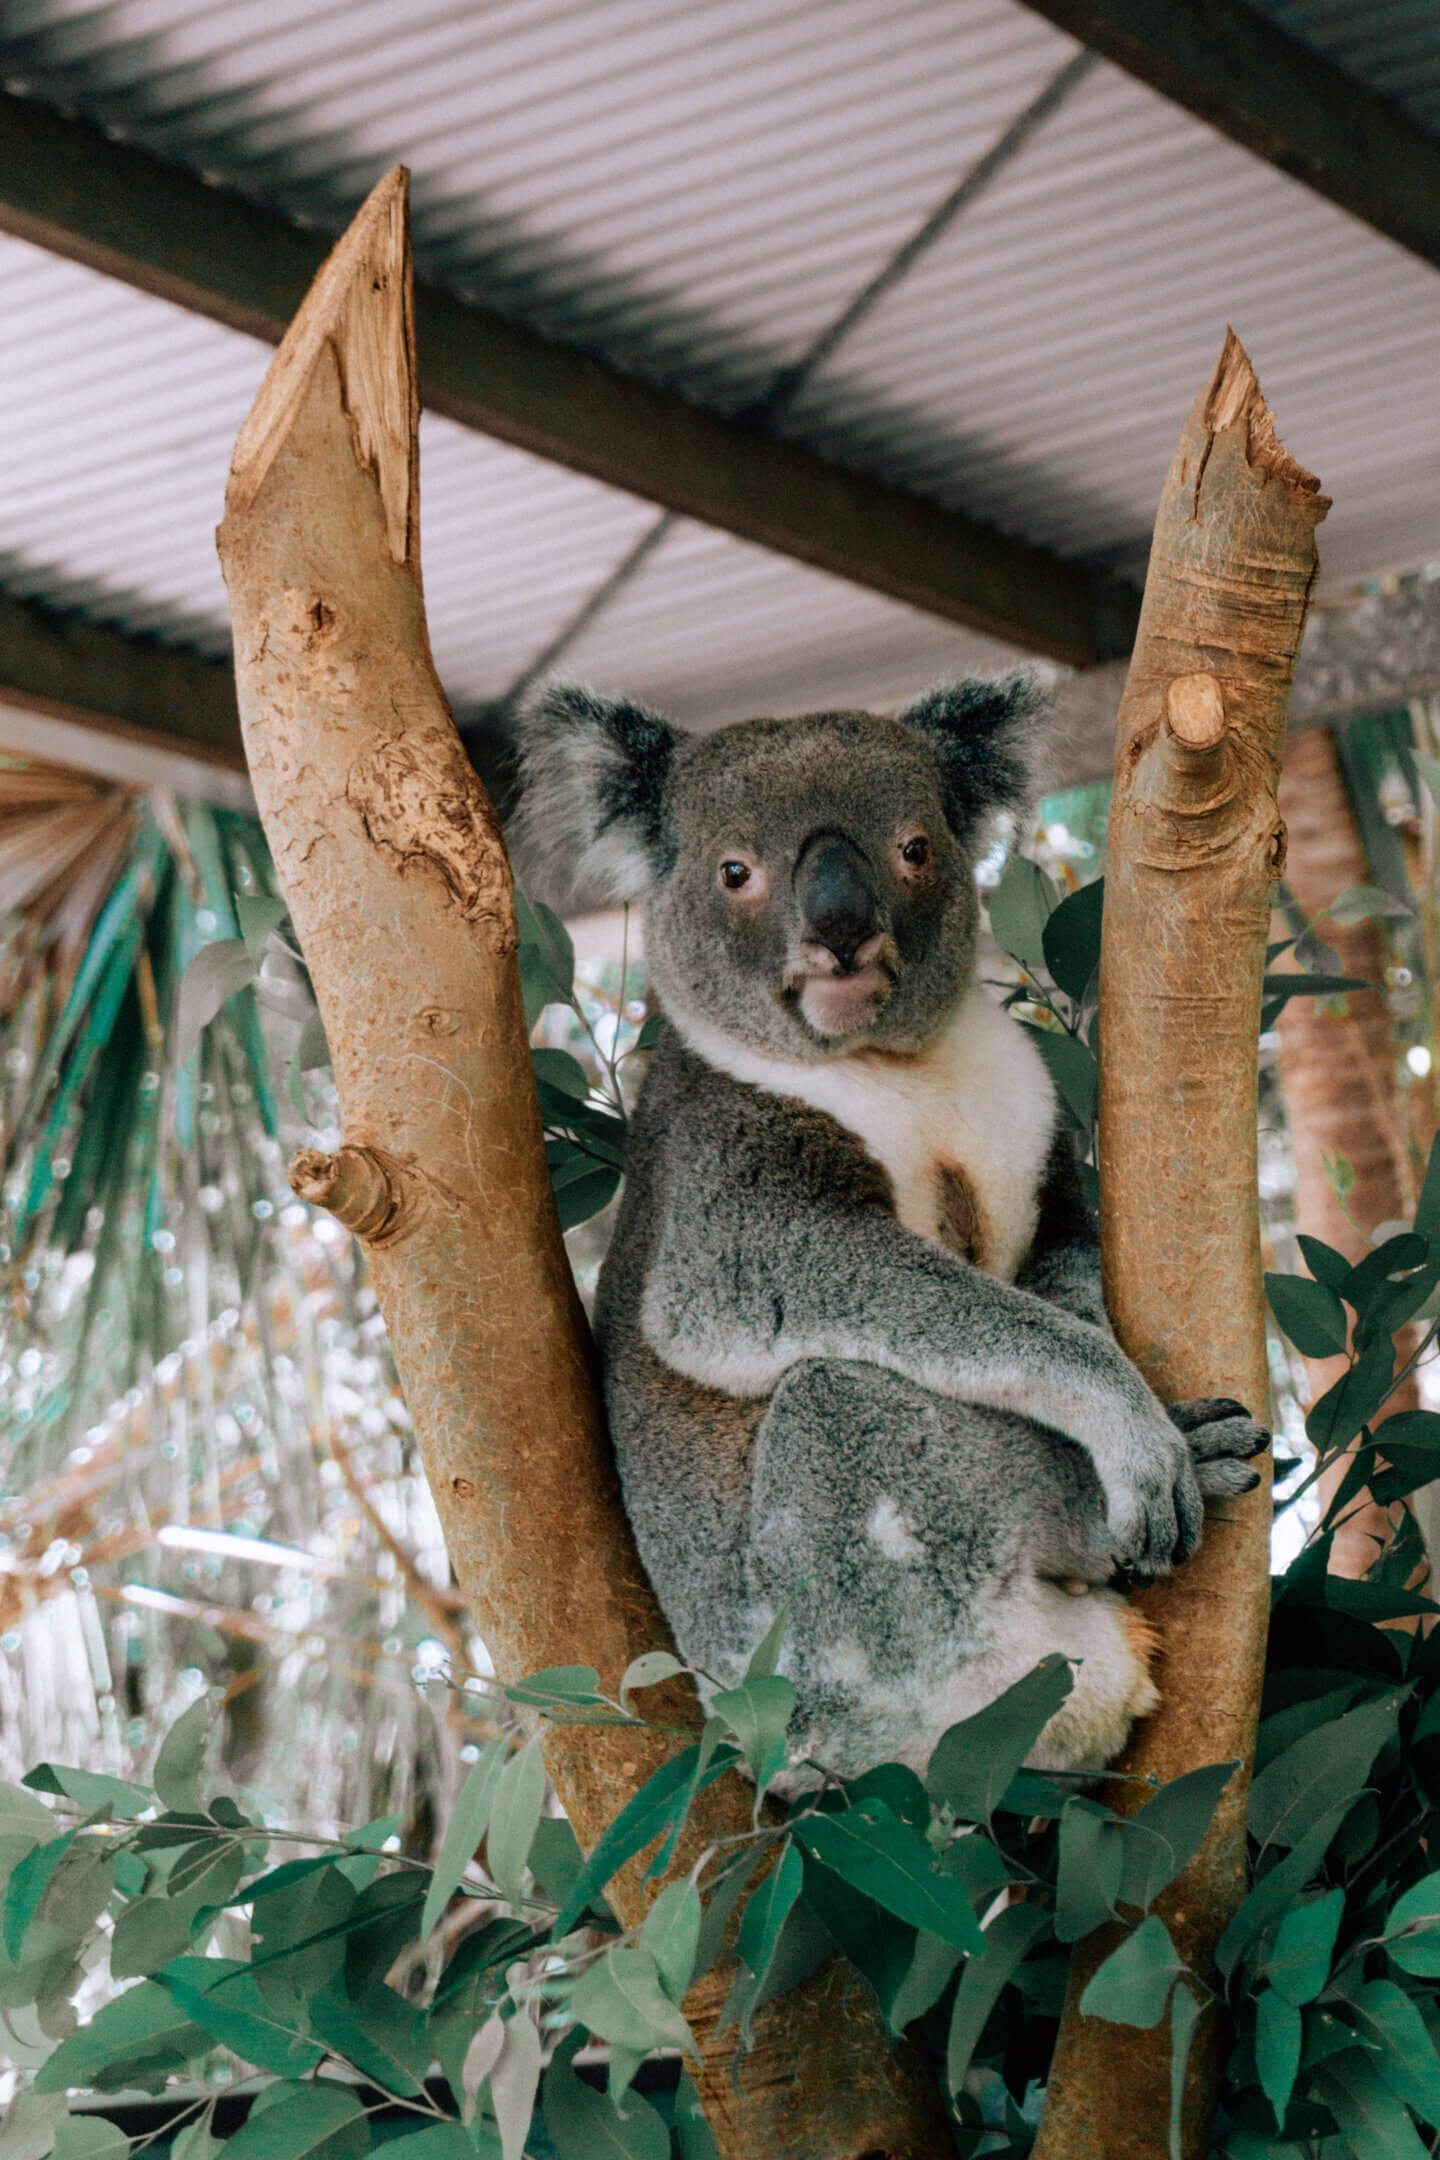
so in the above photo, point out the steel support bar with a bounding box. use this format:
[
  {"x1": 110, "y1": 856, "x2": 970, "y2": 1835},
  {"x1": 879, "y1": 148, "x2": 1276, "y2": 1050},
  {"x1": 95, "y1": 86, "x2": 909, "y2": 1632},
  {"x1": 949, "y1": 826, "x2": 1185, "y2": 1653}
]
[
  {"x1": 0, "y1": 90, "x2": 1132, "y2": 666},
  {"x1": 1016, "y1": 0, "x2": 1440, "y2": 272}
]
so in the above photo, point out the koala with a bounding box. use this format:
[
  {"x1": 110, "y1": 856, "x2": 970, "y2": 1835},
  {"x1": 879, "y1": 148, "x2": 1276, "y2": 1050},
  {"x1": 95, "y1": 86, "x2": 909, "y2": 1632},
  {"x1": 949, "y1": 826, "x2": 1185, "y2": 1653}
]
[{"x1": 514, "y1": 674, "x2": 1268, "y2": 1779}]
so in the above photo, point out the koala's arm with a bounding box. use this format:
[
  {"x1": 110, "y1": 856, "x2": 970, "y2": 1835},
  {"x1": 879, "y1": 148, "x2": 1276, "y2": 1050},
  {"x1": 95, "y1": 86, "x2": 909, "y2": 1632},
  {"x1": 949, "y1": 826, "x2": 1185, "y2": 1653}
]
[
  {"x1": 1014, "y1": 1131, "x2": 1110, "y2": 1331},
  {"x1": 637, "y1": 1091, "x2": 1198, "y2": 1574}
]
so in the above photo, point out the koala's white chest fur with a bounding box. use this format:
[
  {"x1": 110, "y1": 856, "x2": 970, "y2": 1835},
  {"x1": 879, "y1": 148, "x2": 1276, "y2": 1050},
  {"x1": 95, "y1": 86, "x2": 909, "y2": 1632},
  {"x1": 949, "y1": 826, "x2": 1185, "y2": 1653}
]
[{"x1": 679, "y1": 984, "x2": 1056, "y2": 1281}]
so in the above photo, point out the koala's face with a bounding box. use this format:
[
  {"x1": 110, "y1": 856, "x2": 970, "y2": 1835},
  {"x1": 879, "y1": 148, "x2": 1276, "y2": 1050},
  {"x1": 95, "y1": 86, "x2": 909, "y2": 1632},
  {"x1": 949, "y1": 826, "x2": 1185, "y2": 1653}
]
[
  {"x1": 647, "y1": 713, "x2": 980, "y2": 1059},
  {"x1": 513, "y1": 673, "x2": 1044, "y2": 1065}
]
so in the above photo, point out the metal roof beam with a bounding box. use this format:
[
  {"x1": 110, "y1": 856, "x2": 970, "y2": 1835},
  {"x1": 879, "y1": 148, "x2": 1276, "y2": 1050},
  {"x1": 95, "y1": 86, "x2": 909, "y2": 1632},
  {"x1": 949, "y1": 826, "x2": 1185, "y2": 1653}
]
[
  {"x1": 1016, "y1": 0, "x2": 1440, "y2": 271},
  {"x1": 0, "y1": 89, "x2": 1133, "y2": 668},
  {"x1": 6, "y1": 578, "x2": 1440, "y2": 804}
]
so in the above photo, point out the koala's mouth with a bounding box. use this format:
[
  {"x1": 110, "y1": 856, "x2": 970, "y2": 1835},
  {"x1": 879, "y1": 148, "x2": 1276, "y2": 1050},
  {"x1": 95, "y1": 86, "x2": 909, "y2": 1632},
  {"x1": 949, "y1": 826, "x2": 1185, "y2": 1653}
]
[{"x1": 787, "y1": 936, "x2": 897, "y2": 1039}]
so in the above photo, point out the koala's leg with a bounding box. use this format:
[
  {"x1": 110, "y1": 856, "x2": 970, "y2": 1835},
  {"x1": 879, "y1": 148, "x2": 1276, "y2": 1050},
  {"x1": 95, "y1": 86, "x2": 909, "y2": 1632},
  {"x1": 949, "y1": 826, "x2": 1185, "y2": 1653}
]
[{"x1": 745, "y1": 1358, "x2": 1158, "y2": 1780}]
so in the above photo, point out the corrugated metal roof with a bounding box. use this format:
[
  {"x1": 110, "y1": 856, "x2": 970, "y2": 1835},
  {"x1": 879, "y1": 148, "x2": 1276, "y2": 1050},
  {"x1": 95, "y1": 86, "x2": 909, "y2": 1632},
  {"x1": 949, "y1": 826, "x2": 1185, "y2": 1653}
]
[
  {"x1": 0, "y1": 227, "x2": 1017, "y2": 725},
  {"x1": 0, "y1": 0, "x2": 1438, "y2": 741},
  {"x1": 775, "y1": 52, "x2": 1440, "y2": 591}
]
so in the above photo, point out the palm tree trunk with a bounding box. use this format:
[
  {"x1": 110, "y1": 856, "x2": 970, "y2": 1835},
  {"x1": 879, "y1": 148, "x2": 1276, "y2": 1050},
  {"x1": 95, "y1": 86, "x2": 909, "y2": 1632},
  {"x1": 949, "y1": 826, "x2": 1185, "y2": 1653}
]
[{"x1": 1274, "y1": 726, "x2": 1421, "y2": 1582}]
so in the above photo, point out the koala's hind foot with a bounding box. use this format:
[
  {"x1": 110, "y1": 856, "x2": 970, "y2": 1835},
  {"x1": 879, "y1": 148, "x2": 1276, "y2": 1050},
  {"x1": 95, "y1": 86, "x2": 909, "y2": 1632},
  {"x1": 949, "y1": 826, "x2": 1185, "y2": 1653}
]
[{"x1": 1169, "y1": 1397, "x2": 1270, "y2": 1499}]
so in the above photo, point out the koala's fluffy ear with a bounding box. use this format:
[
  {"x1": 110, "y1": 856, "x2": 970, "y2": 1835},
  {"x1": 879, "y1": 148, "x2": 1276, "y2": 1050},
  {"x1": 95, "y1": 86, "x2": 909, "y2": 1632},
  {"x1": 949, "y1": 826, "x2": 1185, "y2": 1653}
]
[
  {"x1": 510, "y1": 681, "x2": 680, "y2": 905},
  {"x1": 897, "y1": 669, "x2": 1050, "y2": 838}
]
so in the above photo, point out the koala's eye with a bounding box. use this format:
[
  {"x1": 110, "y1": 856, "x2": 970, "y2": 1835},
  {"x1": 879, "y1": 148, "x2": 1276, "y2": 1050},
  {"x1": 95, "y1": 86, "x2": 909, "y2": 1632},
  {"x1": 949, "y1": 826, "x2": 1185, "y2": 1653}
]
[
  {"x1": 899, "y1": 834, "x2": 931, "y2": 868},
  {"x1": 719, "y1": 860, "x2": 752, "y2": 891}
]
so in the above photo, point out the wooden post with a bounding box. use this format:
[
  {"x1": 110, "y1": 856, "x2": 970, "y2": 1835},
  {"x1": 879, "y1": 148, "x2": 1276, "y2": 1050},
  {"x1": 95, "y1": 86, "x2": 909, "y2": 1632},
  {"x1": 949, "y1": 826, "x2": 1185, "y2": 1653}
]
[
  {"x1": 1032, "y1": 333, "x2": 1328, "y2": 2159},
  {"x1": 216, "y1": 167, "x2": 950, "y2": 2160}
]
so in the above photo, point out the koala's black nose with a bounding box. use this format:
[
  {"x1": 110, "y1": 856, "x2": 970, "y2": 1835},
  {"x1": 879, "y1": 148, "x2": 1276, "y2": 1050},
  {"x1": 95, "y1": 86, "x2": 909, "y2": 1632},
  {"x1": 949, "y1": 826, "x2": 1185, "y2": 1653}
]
[{"x1": 794, "y1": 831, "x2": 881, "y2": 971}]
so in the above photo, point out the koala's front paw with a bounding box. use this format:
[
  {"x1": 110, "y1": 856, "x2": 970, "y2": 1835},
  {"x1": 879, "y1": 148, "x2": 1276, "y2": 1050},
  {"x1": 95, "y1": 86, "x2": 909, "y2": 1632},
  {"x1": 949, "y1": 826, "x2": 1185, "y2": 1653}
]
[
  {"x1": 1102, "y1": 1415, "x2": 1204, "y2": 1585},
  {"x1": 1169, "y1": 1396, "x2": 1270, "y2": 1500}
]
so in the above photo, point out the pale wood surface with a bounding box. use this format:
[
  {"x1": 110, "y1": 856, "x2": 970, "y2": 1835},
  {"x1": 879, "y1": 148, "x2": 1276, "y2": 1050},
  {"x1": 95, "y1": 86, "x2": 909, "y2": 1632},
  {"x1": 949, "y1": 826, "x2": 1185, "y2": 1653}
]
[
  {"x1": 217, "y1": 165, "x2": 950, "y2": 2160},
  {"x1": 1033, "y1": 331, "x2": 1328, "y2": 2160}
]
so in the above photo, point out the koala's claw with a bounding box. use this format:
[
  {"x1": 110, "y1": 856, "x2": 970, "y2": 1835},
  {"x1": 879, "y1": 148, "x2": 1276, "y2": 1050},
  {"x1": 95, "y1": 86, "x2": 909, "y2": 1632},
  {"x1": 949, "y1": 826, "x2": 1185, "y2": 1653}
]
[{"x1": 1169, "y1": 1398, "x2": 1271, "y2": 1499}]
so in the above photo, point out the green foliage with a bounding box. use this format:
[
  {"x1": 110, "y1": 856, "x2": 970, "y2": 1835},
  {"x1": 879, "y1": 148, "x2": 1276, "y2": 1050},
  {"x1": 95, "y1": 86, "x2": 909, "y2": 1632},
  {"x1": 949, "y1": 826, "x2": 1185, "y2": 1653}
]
[{"x1": 11, "y1": 1080, "x2": 1440, "y2": 2159}]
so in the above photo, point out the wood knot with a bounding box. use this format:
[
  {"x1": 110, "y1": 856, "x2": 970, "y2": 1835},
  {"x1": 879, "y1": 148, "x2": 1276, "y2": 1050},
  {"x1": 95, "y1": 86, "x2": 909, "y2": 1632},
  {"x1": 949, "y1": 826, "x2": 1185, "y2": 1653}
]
[
  {"x1": 418, "y1": 1006, "x2": 463, "y2": 1038},
  {"x1": 348, "y1": 729, "x2": 515, "y2": 940},
  {"x1": 289, "y1": 1143, "x2": 423, "y2": 1244},
  {"x1": 451, "y1": 1476, "x2": 476, "y2": 1500}
]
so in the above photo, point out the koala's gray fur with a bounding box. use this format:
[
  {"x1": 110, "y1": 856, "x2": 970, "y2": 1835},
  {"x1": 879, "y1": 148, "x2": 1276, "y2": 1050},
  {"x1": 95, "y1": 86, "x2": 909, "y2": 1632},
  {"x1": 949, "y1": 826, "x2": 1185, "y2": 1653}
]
[{"x1": 514, "y1": 676, "x2": 1267, "y2": 1778}]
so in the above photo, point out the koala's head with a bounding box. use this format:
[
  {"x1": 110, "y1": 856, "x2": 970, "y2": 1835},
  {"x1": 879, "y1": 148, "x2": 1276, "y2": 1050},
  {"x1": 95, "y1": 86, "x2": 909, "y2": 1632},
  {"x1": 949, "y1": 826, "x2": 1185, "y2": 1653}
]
[{"x1": 511, "y1": 672, "x2": 1047, "y2": 1063}]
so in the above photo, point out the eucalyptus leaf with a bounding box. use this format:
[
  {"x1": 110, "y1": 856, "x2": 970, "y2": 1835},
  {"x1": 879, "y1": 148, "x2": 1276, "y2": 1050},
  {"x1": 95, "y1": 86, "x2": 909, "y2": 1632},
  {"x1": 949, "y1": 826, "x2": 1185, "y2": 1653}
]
[
  {"x1": 1, "y1": 1833, "x2": 75, "y2": 1961},
  {"x1": 641, "y1": 1876, "x2": 702, "y2": 2002},
  {"x1": 308, "y1": 1976, "x2": 427, "y2": 2097},
  {"x1": 1296, "y1": 1234, "x2": 1353, "y2": 1297},
  {"x1": 420, "y1": 1732, "x2": 508, "y2": 1945},
  {"x1": 0, "y1": 1783, "x2": 56, "y2": 1839},
  {"x1": 927, "y1": 1654, "x2": 1075, "y2": 1821},
  {"x1": 1262, "y1": 1888, "x2": 1343, "y2": 2007},
  {"x1": 619, "y1": 1651, "x2": 686, "y2": 1708},
  {"x1": 51, "y1": 2119, "x2": 128, "y2": 2160},
  {"x1": 218, "y1": 2084, "x2": 368, "y2": 2160},
  {"x1": 744, "y1": 1600, "x2": 792, "y2": 1682},
  {"x1": 543, "y1": 2041, "x2": 669, "y2": 2160},
  {"x1": 22, "y1": 1765, "x2": 149, "y2": 1819},
  {"x1": 987, "y1": 853, "x2": 1055, "y2": 976},
  {"x1": 1384, "y1": 1871, "x2": 1440, "y2": 1977},
  {"x1": 1055, "y1": 1803, "x2": 1124, "y2": 1943},
  {"x1": 887, "y1": 1929, "x2": 966, "y2": 2035},
  {"x1": 709, "y1": 1674, "x2": 795, "y2": 1788},
  {"x1": 0, "y1": 2091, "x2": 68, "y2": 2160},
  {"x1": 156, "y1": 1955, "x2": 327, "y2": 2076},
  {"x1": 793, "y1": 1799, "x2": 982, "y2": 1953},
  {"x1": 1255, "y1": 1988, "x2": 1303, "y2": 2130},
  {"x1": 733, "y1": 1842, "x2": 803, "y2": 2035},
  {"x1": 34, "y1": 1978, "x2": 207, "y2": 2092},
  {"x1": 530, "y1": 1048, "x2": 590, "y2": 1101},
  {"x1": 1249, "y1": 1693, "x2": 1400, "y2": 1849},
  {"x1": 1217, "y1": 1794, "x2": 1362, "y2": 1979},
  {"x1": 570, "y1": 1944, "x2": 695, "y2": 2055},
  {"x1": 528, "y1": 1816, "x2": 586, "y2": 1909},
  {"x1": 153, "y1": 1694, "x2": 221, "y2": 1815},
  {"x1": 487, "y1": 1735, "x2": 546, "y2": 1909},
  {"x1": 1119, "y1": 1761, "x2": 1238, "y2": 1911},
  {"x1": 1022, "y1": 1023, "x2": 1098, "y2": 1129},
  {"x1": 1079, "y1": 1915, "x2": 1186, "y2": 2027},
  {"x1": 1168, "y1": 1986, "x2": 1205, "y2": 2160},
  {"x1": 1326, "y1": 883, "x2": 1413, "y2": 926},
  {"x1": 503, "y1": 1665, "x2": 607, "y2": 1712},
  {"x1": 1041, "y1": 877, "x2": 1104, "y2": 1002},
  {"x1": 234, "y1": 895, "x2": 289, "y2": 962},
  {"x1": 0, "y1": 2089, "x2": 68, "y2": 2160},
  {"x1": 552, "y1": 1741, "x2": 732, "y2": 1938},
  {"x1": 488, "y1": 2007, "x2": 543, "y2": 2160},
  {"x1": 1344, "y1": 1977, "x2": 1440, "y2": 2122},
  {"x1": 173, "y1": 938, "x2": 260, "y2": 1067},
  {"x1": 1265, "y1": 1273, "x2": 1351, "y2": 1360},
  {"x1": 1314, "y1": 2049, "x2": 1430, "y2": 2160},
  {"x1": 946, "y1": 1902, "x2": 1049, "y2": 2095}
]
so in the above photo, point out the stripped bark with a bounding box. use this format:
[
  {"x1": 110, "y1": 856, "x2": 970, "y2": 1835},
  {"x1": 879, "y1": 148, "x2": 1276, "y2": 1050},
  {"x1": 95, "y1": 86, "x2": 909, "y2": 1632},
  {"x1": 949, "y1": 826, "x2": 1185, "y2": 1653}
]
[
  {"x1": 1033, "y1": 333, "x2": 1328, "y2": 2160},
  {"x1": 1274, "y1": 727, "x2": 1422, "y2": 1582},
  {"x1": 216, "y1": 167, "x2": 950, "y2": 2160}
]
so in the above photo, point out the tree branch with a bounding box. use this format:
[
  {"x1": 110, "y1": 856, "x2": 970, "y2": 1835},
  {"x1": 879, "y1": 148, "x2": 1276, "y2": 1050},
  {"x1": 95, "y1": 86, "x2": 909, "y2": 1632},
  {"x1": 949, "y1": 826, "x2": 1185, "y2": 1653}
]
[
  {"x1": 1033, "y1": 331, "x2": 1328, "y2": 2159},
  {"x1": 216, "y1": 165, "x2": 950, "y2": 2160}
]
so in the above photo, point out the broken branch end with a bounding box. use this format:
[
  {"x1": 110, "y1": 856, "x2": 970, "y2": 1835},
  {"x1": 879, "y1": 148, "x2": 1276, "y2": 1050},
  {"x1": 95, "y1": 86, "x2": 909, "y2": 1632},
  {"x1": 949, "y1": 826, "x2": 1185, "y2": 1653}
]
[{"x1": 290, "y1": 1141, "x2": 421, "y2": 1242}]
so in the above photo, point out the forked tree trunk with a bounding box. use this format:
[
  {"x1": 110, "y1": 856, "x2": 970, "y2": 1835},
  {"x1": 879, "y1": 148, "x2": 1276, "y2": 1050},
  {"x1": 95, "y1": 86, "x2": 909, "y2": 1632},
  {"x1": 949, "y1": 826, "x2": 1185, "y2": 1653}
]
[
  {"x1": 1274, "y1": 728, "x2": 1422, "y2": 1582},
  {"x1": 216, "y1": 168, "x2": 950, "y2": 2160},
  {"x1": 1032, "y1": 334, "x2": 1328, "y2": 2160}
]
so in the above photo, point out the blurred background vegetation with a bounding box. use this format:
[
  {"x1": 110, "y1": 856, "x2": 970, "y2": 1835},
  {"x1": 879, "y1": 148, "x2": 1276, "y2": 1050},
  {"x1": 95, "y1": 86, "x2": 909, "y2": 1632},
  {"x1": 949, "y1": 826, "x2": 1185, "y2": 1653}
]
[{"x1": 1, "y1": 692, "x2": 1437, "y2": 1901}]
